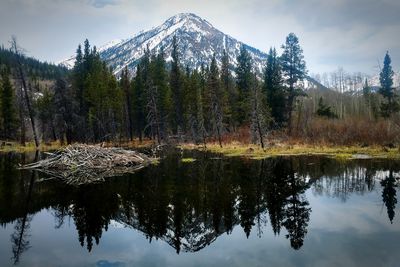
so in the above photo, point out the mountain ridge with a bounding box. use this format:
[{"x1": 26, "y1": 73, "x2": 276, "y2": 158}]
[{"x1": 61, "y1": 13, "x2": 269, "y2": 76}]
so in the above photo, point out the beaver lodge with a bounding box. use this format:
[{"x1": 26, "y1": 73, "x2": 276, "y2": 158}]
[{"x1": 20, "y1": 144, "x2": 154, "y2": 186}]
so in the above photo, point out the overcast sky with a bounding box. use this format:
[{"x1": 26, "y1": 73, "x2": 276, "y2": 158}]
[{"x1": 1, "y1": 0, "x2": 399, "y2": 75}]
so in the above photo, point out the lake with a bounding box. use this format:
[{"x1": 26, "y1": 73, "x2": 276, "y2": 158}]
[{"x1": 0, "y1": 151, "x2": 399, "y2": 267}]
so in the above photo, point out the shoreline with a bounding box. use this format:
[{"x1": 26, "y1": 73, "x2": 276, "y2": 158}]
[
  {"x1": 180, "y1": 142, "x2": 400, "y2": 160},
  {"x1": 1, "y1": 140, "x2": 400, "y2": 160}
]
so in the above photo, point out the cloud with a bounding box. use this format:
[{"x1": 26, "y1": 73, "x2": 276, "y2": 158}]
[
  {"x1": 88, "y1": 0, "x2": 120, "y2": 8},
  {"x1": 0, "y1": 0, "x2": 399, "y2": 74}
]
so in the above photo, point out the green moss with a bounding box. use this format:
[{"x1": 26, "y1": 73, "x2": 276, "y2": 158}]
[{"x1": 181, "y1": 158, "x2": 196, "y2": 163}]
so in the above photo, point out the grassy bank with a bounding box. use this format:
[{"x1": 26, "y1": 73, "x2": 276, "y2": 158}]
[
  {"x1": 0, "y1": 139, "x2": 155, "y2": 153},
  {"x1": 0, "y1": 141, "x2": 64, "y2": 153},
  {"x1": 180, "y1": 142, "x2": 400, "y2": 160},
  {"x1": 2, "y1": 139, "x2": 399, "y2": 160}
]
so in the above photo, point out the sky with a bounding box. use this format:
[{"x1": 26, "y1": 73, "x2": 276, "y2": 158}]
[{"x1": 1, "y1": 0, "x2": 399, "y2": 75}]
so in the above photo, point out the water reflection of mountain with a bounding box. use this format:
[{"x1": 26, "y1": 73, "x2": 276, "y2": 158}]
[{"x1": 0, "y1": 153, "x2": 399, "y2": 261}]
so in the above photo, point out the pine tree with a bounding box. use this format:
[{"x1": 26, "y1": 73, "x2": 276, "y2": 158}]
[
  {"x1": 73, "y1": 44, "x2": 85, "y2": 115},
  {"x1": 362, "y1": 79, "x2": 379, "y2": 120},
  {"x1": 170, "y1": 36, "x2": 184, "y2": 135},
  {"x1": 120, "y1": 67, "x2": 134, "y2": 140},
  {"x1": 144, "y1": 52, "x2": 163, "y2": 144},
  {"x1": 316, "y1": 97, "x2": 337, "y2": 119},
  {"x1": 192, "y1": 70, "x2": 207, "y2": 146},
  {"x1": 83, "y1": 39, "x2": 91, "y2": 72},
  {"x1": 379, "y1": 51, "x2": 399, "y2": 117},
  {"x1": 36, "y1": 89, "x2": 56, "y2": 141},
  {"x1": 0, "y1": 69, "x2": 17, "y2": 139},
  {"x1": 207, "y1": 55, "x2": 224, "y2": 147},
  {"x1": 221, "y1": 49, "x2": 237, "y2": 130},
  {"x1": 235, "y1": 45, "x2": 253, "y2": 125},
  {"x1": 263, "y1": 47, "x2": 286, "y2": 127},
  {"x1": 132, "y1": 62, "x2": 146, "y2": 141},
  {"x1": 152, "y1": 49, "x2": 171, "y2": 139},
  {"x1": 53, "y1": 78, "x2": 75, "y2": 144},
  {"x1": 280, "y1": 33, "x2": 307, "y2": 133}
]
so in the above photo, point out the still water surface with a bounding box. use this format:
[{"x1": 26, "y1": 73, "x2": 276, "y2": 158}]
[{"x1": 0, "y1": 151, "x2": 399, "y2": 267}]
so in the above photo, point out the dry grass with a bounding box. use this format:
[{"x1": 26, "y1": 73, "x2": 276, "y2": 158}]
[
  {"x1": 181, "y1": 142, "x2": 400, "y2": 160},
  {"x1": 0, "y1": 141, "x2": 64, "y2": 153},
  {"x1": 291, "y1": 117, "x2": 400, "y2": 146},
  {"x1": 0, "y1": 139, "x2": 156, "y2": 153}
]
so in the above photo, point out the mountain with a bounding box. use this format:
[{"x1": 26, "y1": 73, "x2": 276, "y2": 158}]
[
  {"x1": 62, "y1": 13, "x2": 269, "y2": 76},
  {"x1": 61, "y1": 13, "x2": 332, "y2": 90}
]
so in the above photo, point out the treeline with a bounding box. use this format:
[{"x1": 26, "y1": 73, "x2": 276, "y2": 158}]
[
  {"x1": 0, "y1": 45, "x2": 68, "y2": 81},
  {"x1": 46, "y1": 33, "x2": 307, "y2": 147},
  {"x1": 0, "y1": 34, "x2": 399, "y2": 147}
]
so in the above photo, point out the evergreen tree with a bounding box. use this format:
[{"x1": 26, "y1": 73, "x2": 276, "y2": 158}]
[
  {"x1": 120, "y1": 67, "x2": 134, "y2": 140},
  {"x1": 170, "y1": 36, "x2": 184, "y2": 135},
  {"x1": 316, "y1": 97, "x2": 337, "y2": 119},
  {"x1": 379, "y1": 51, "x2": 399, "y2": 117},
  {"x1": 381, "y1": 171, "x2": 397, "y2": 224},
  {"x1": 185, "y1": 69, "x2": 199, "y2": 143},
  {"x1": 132, "y1": 62, "x2": 146, "y2": 141},
  {"x1": 235, "y1": 45, "x2": 253, "y2": 125},
  {"x1": 152, "y1": 49, "x2": 171, "y2": 139},
  {"x1": 83, "y1": 39, "x2": 91, "y2": 72},
  {"x1": 144, "y1": 51, "x2": 164, "y2": 144},
  {"x1": 362, "y1": 79, "x2": 379, "y2": 120},
  {"x1": 282, "y1": 163, "x2": 311, "y2": 250},
  {"x1": 194, "y1": 70, "x2": 207, "y2": 146},
  {"x1": 263, "y1": 47, "x2": 286, "y2": 127},
  {"x1": 207, "y1": 55, "x2": 224, "y2": 147},
  {"x1": 221, "y1": 50, "x2": 237, "y2": 130},
  {"x1": 280, "y1": 33, "x2": 307, "y2": 133},
  {"x1": 53, "y1": 78, "x2": 75, "y2": 144},
  {"x1": 36, "y1": 89, "x2": 56, "y2": 141},
  {"x1": 0, "y1": 69, "x2": 17, "y2": 139},
  {"x1": 106, "y1": 68, "x2": 123, "y2": 140},
  {"x1": 73, "y1": 44, "x2": 85, "y2": 115}
]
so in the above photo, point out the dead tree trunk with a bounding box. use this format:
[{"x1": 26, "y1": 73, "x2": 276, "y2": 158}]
[
  {"x1": 146, "y1": 85, "x2": 162, "y2": 144},
  {"x1": 11, "y1": 37, "x2": 39, "y2": 148},
  {"x1": 250, "y1": 75, "x2": 267, "y2": 150}
]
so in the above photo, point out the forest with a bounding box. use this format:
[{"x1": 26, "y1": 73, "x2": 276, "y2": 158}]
[{"x1": 0, "y1": 33, "x2": 399, "y2": 150}]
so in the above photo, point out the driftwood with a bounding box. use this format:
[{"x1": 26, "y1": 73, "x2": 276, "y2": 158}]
[{"x1": 20, "y1": 144, "x2": 153, "y2": 186}]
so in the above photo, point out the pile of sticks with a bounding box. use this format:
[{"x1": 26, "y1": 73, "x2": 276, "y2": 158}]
[{"x1": 20, "y1": 144, "x2": 153, "y2": 185}]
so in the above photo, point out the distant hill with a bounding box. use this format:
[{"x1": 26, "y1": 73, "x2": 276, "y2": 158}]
[{"x1": 0, "y1": 46, "x2": 68, "y2": 81}]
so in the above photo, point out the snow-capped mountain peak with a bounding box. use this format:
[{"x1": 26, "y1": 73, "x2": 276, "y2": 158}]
[{"x1": 61, "y1": 13, "x2": 268, "y2": 76}]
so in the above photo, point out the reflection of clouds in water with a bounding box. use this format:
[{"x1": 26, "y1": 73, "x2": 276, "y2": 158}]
[{"x1": 0, "y1": 155, "x2": 399, "y2": 266}]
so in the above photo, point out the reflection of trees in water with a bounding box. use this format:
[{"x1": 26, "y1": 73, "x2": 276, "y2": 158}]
[
  {"x1": 381, "y1": 171, "x2": 398, "y2": 224},
  {"x1": 282, "y1": 163, "x2": 310, "y2": 250},
  {"x1": 311, "y1": 166, "x2": 377, "y2": 201},
  {"x1": 11, "y1": 215, "x2": 32, "y2": 265},
  {"x1": 56, "y1": 186, "x2": 120, "y2": 252},
  {"x1": 9, "y1": 153, "x2": 37, "y2": 265},
  {"x1": 1, "y1": 154, "x2": 400, "y2": 259}
]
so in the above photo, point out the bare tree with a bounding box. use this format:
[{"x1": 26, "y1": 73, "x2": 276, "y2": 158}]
[
  {"x1": 250, "y1": 74, "x2": 269, "y2": 149},
  {"x1": 145, "y1": 83, "x2": 162, "y2": 144},
  {"x1": 10, "y1": 36, "x2": 39, "y2": 148}
]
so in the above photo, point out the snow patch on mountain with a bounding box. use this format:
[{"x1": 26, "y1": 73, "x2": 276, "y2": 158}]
[{"x1": 60, "y1": 13, "x2": 268, "y2": 77}]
